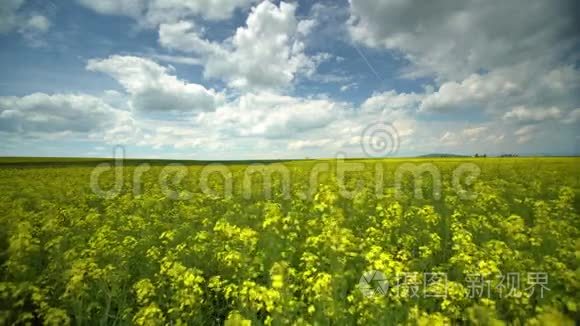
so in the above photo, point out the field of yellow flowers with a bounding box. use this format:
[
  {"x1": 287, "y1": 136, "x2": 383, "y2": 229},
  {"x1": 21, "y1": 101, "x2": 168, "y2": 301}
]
[{"x1": 0, "y1": 157, "x2": 578, "y2": 325}]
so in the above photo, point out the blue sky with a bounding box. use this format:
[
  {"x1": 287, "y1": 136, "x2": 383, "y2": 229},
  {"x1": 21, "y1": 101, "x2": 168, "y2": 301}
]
[{"x1": 0, "y1": 0, "x2": 579, "y2": 159}]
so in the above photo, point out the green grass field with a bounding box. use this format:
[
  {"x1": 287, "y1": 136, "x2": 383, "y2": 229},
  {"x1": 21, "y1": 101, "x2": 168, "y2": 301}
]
[{"x1": 0, "y1": 157, "x2": 578, "y2": 325}]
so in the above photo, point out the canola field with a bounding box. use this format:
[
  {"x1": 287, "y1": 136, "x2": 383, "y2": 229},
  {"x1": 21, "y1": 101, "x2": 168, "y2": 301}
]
[{"x1": 0, "y1": 157, "x2": 578, "y2": 325}]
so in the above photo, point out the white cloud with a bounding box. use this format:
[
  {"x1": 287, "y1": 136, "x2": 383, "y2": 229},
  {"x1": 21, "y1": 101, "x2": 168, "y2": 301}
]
[
  {"x1": 297, "y1": 18, "x2": 317, "y2": 36},
  {"x1": 361, "y1": 90, "x2": 422, "y2": 113},
  {"x1": 439, "y1": 131, "x2": 458, "y2": 146},
  {"x1": 308, "y1": 73, "x2": 351, "y2": 84},
  {"x1": 198, "y1": 92, "x2": 347, "y2": 138},
  {"x1": 485, "y1": 133, "x2": 505, "y2": 144},
  {"x1": 427, "y1": 126, "x2": 490, "y2": 148},
  {"x1": 128, "y1": 120, "x2": 218, "y2": 150},
  {"x1": 340, "y1": 83, "x2": 357, "y2": 92},
  {"x1": 159, "y1": 1, "x2": 320, "y2": 91},
  {"x1": 87, "y1": 55, "x2": 224, "y2": 113},
  {"x1": 0, "y1": 93, "x2": 120, "y2": 134},
  {"x1": 503, "y1": 106, "x2": 562, "y2": 122},
  {"x1": 288, "y1": 139, "x2": 333, "y2": 150},
  {"x1": 0, "y1": 0, "x2": 51, "y2": 46},
  {"x1": 91, "y1": 109, "x2": 143, "y2": 145},
  {"x1": 348, "y1": 0, "x2": 579, "y2": 81},
  {"x1": 2, "y1": 1, "x2": 578, "y2": 158},
  {"x1": 514, "y1": 125, "x2": 538, "y2": 144},
  {"x1": 419, "y1": 72, "x2": 520, "y2": 112},
  {"x1": 149, "y1": 54, "x2": 202, "y2": 66},
  {"x1": 330, "y1": 90, "x2": 423, "y2": 151},
  {"x1": 542, "y1": 65, "x2": 580, "y2": 92},
  {"x1": 563, "y1": 108, "x2": 580, "y2": 124},
  {"x1": 384, "y1": 62, "x2": 580, "y2": 129},
  {"x1": 17, "y1": 13, "x2": 51, "y2": 46},
  {"x1": 158, "y1": 20, "x2": 224, "y2": 56},
  {"x1": 21, "y1": 14, "x2": 50, "y2": 32},
  {"x1": 76, "y1": 0, "x2": 256, "y2": 25},
  {"x1": 463, "y1": 126, "x2": 488, "y2": 138},
  {"x1": 285, "y1": 90, "x2": 422, "y2": 155},
  {"x1": 94, "y1": 91, "x2": 352, "y2": 153},
  {"x1": 75, "y1": 0, "x2": 144, "y2": 18}
]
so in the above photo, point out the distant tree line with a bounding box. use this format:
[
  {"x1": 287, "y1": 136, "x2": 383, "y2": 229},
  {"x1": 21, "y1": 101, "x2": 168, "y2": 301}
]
[
  {"x1": 499, "y1": 154, "x2": 519, "y2": 157},
  {"x1": 473, "y1": 153, "x2": 520, "y2": 157}
]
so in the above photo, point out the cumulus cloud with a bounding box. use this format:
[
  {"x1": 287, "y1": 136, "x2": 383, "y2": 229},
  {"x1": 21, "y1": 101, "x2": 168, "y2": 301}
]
[
  {"x1": 419, "y1": 72, "x2": 520, "y2": 112},
  {"x1": 361, "y1": 62, "x2": 578, "y2": 128},
  {"x1": 0, "y1": 93, "x2": 120, "y2": 134},
  {"x1": 562, "y1": 108, "x2": 580, "y2": 124},
  {"x1": 347, "y1": 0, "x2": 580, "y2": 158},
  {"x1": 344, "y1": 90, "x2": 422, "y2": 145},
  {"x1": 75, "y1": 0, "x2": 144, "y2": 18},
  {"x1": 87, "y1": 55, "x2": 224, "y2": 113},
  {"x1": 198, "y1": 92, "x2": 347, "y2": 138},
  {"x1": 20, "y1": 14, "x2": 50, "y2": 32},
  {"x1": 140, "y1": 127, "x2": 212, "y2": 150},
  {"x1": 361, "y1": 90, "x2": 422, "y2": 113},
  {"x1": 0, "y1": 0, "x2": 51, "y2": 45},
  {"x1": 2, "y1": 0, "x2": 578, "y2": 158},
  {"x1": 463, "y1": 126, "x2": 488, "y2": 139},
  {"x1": 439, "y1": 131, "x2": 458, "y2": 146},
  {"x1": 159, "y1": 1, "x2": 319, "y2": 91},
  {"x1": 514, "y1": 125, "x2": 538, "y2": 144},
  {"x1": 17, "y1": 13, "x2": 51, "y2": 46},
  {"x1": 76, "y1": 0, "x2": 256, "y2": 25},
  {"x1": 288, "y1": 139, "x2": 333, "y2": 150},
  {"x1": 89, "y1": 91, "x2": 352, "y2": 153},
  {"x1": 149, "y1": 54, "x2": 202, "y2": 66},
  {"x1": 288, "y1": 90, "x2": 422, "y2": 153},
  {"x1": 158, "y1": 21, "x2": 219, "y2": 54},
  {"x1": 418, "y1": 64, "x2": 578, "y2": 124},
  {"x1": 542, "y1": 65, "x2": 580, "y2": 93},
  {"x1": 503, "y1": 106, "x2": 562, "y2": 123},
  {"x1": 348, "y1": 0, "x2": 580, "y2": 80}
]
